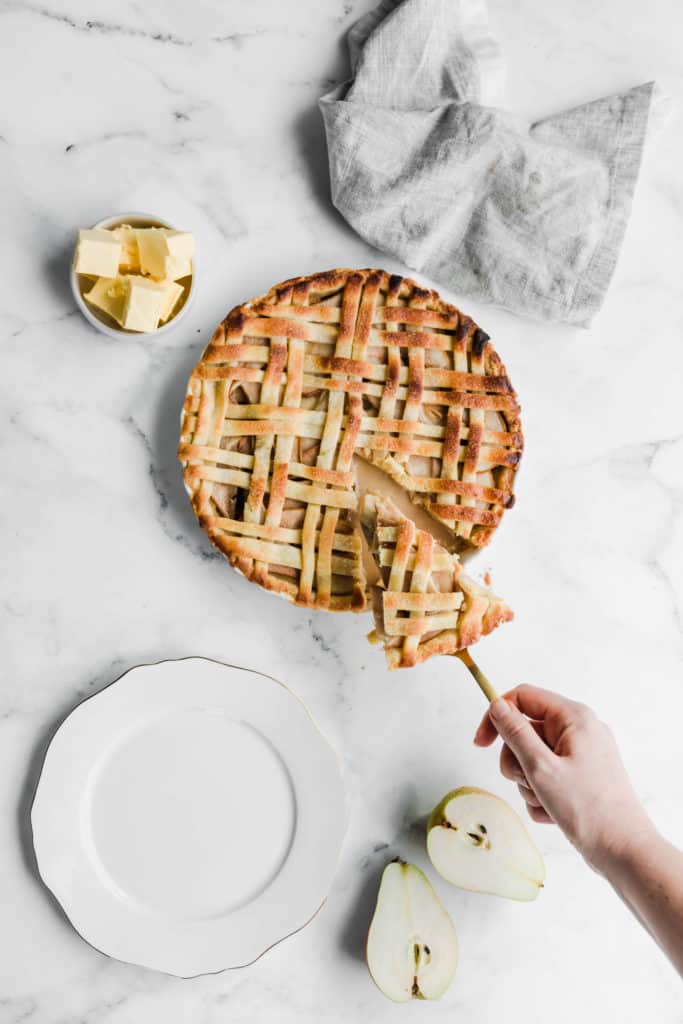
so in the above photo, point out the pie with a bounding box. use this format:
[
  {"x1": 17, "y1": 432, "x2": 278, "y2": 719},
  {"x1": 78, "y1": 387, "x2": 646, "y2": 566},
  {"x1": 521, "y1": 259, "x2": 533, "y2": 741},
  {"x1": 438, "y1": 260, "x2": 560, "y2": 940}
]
[
  {"x1": 361, "y1": 493, "x2": 513, "y2": 669},
  {"x1": 179, "y1": 268, "x2": 523, "y2": 614}
]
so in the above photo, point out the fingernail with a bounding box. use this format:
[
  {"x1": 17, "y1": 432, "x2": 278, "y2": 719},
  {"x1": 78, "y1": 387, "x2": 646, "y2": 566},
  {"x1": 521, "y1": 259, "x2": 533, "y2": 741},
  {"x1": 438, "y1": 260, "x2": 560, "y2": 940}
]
[{"x1": 489, "y1": 698, "x2": 511, "y2": 722}]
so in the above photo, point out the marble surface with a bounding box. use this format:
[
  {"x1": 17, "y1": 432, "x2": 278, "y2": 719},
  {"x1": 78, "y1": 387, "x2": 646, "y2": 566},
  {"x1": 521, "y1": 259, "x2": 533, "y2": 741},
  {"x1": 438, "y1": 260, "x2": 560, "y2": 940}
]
[{"x1": 1, "y1": 0, "x2": 682, "y2": 1020}]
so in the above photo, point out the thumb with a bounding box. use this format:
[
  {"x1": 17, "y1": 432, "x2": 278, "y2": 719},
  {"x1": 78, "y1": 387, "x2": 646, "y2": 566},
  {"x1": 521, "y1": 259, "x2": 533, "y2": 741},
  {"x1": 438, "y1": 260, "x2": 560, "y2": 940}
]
[{"x1": 489, "y1": 698, "x2": 550, "y2": 777}]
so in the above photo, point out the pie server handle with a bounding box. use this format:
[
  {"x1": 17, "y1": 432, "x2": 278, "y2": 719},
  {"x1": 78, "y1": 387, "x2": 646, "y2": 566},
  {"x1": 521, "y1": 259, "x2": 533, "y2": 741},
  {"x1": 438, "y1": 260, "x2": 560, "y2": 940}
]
[{"x1": 455, "y1": 649, "x2": 499, "y2": 703}]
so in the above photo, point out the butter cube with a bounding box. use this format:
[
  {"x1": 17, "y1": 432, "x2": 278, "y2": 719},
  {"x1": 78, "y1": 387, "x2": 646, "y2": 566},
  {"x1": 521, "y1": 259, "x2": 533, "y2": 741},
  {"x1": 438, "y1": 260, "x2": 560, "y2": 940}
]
[
  {"x1": 161, "y1": 229, "x2": 194, "y2": 279},
  {"x1": 74, "y1": 228, "x2": 122, "y2": 278},
  {"x1": 159, "y1": 280, "x2": 185, "y2": 323},
  {"x1": 121, "y1": 275, "x2": 167, "y2": 332},
  {"x1": 136, "y1": 227, "x2": 194, "y2": 281},
  {"x1": 83, "y1": 276, "x2": 127, "y2": 324},
  {"x1": 112, "y1": 225, "x2": 140, "y2": 271}
]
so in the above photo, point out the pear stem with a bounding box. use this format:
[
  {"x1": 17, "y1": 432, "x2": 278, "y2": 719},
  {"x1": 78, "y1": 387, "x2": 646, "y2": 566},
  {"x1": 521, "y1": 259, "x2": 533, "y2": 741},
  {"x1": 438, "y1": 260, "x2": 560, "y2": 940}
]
[{"x1": 455, "y1": 649, "x2": 499, "y2": 703}]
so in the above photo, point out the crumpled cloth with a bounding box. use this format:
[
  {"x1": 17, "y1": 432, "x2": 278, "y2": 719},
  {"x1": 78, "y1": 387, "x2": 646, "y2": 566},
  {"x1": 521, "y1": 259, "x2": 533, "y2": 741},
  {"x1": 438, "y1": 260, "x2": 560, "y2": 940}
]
[{"x1": 319, "y1": 0, "x2": 653, "y2": 326}]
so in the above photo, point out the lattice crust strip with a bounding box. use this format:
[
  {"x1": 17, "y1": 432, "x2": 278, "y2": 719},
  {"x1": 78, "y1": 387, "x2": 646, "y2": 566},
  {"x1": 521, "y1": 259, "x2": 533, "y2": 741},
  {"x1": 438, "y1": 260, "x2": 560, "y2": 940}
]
[
  {"x1": 361, "y1": 493, "x2": 513, "y2": 668},
  {"x1": 179, "y1": 268, "x2": 523, "y2": 612}
]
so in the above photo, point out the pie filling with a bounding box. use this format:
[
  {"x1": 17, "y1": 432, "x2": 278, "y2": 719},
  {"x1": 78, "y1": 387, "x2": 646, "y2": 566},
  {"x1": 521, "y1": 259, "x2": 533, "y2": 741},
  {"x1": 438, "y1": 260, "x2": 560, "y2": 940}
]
[{"x1": 179, "y1": 269, "x2": 523, "y2": 614}]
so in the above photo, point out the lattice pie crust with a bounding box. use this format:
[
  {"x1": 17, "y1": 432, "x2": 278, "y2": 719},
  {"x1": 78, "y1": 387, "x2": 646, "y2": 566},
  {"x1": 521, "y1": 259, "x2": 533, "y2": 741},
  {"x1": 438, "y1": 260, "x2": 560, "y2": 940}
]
[
  {"x1": 179, "y1": 269, "x2": 523, "y2": 616},
  {"x1": 361, "y1": 493, "x2": 513, "y2": 669}
]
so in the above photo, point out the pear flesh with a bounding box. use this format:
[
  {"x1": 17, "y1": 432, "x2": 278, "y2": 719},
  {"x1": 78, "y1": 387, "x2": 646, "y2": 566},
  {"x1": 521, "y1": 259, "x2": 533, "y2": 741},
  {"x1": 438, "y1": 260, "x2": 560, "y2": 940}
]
[
  {"x1": 427, "y1": 787, "x2": 545, "y2": 901},
  {"x1": 366, "y1": 860, "x2": 458, "y2": 1002}
]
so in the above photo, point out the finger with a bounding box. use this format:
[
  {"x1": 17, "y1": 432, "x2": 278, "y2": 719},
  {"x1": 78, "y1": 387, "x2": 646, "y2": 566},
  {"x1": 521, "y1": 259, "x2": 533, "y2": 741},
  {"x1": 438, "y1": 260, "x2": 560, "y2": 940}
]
[
  {"x1": 473, "y1": 707, "x2": 499, "y2": 747},
  {"x1": 505, "y1": 686, "x2": 597, "y2": 749},
  {"x1": 488, "y1": 698, "x2": 554, "y2": 779},
  {"x1": 481, "y1": 712, "x2": 546, "y2": 752},
  {"x1": 502, "y1": 684, "x2": 583, "y2": 724},
  {"x1": 474, "y1": 689, "x2": 561, "y2": 748},
  {"x1": 526, "y1": 804, "x2": 554, "y2": 825},
  {"x1": 473, "y1": 708, "x2": 539, "y2": 747},
  {"x1": 500, "y1": 743, "x2": 526, "y2": 783},
  {"x1": 518, "y1": 783, "x2": 542, "y2": 807}
]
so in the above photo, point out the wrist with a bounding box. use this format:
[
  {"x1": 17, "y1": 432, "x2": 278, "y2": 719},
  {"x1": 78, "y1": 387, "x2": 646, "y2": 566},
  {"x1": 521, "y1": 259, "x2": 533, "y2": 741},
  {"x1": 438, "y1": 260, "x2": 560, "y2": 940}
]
[{"x1": 585, "y1": 811, "x2": 658, "y2": 878}]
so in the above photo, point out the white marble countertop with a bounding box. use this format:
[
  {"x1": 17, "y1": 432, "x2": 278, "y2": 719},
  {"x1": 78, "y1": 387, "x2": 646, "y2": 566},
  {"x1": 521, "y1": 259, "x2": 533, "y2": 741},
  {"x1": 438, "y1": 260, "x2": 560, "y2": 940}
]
[{"x1": 2, "y1": 0, "x2": 682, "y2": 1020}]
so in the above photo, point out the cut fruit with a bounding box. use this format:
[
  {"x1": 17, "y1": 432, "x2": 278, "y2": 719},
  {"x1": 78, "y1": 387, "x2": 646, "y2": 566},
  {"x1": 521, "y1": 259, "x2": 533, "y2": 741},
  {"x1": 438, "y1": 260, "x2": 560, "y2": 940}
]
[
  {"x1": 427, "y1": 787, "x2": 545, "y2": 901},
  {"x1": 366, "y1": 860, "x2": 458, "y2": 1003},
  {"x1": 361, "y1": 493, "x2": 512, "y2": 668}
]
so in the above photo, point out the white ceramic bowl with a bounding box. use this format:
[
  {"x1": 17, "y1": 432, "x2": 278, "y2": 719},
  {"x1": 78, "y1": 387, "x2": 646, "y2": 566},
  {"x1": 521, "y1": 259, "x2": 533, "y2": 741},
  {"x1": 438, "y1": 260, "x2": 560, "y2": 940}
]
[{"x1": 70, "y1": 211, "x2": 196, "y2": 339}]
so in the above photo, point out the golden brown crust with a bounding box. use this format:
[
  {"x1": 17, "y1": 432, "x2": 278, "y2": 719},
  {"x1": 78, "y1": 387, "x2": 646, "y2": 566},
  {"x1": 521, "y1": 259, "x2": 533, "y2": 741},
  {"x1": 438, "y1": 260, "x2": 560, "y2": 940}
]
[
  {"x1": 361, "y1": 492, "x2": 513, "y2": 669},
  {"x1": 179, "y1": 268, "x2": 523, "y2": 611}
]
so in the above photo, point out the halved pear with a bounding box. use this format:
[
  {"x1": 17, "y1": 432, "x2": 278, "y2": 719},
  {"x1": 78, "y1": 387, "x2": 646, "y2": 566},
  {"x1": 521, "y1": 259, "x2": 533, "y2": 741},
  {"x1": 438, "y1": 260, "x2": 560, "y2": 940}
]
[
  {"x1": 366, "y1": 859, "x2": 458, "y2": 1002},
  {"x1": 427, "y1": 787, "x2": 545, "y2": 901}
]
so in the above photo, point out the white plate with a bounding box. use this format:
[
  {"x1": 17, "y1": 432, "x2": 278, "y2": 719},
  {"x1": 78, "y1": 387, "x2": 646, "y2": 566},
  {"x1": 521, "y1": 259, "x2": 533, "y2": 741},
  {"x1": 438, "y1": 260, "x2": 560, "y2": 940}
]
[{"x1": 31, "y1": 658, "x2": 347, "y2": 977}]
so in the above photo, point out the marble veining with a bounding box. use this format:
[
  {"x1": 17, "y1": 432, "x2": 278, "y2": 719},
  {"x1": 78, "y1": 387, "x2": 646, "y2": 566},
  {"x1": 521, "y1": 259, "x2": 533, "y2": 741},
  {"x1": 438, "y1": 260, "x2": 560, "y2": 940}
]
[{"x1": 1, "y1": 0, "x2": 683, "y2": 1020}]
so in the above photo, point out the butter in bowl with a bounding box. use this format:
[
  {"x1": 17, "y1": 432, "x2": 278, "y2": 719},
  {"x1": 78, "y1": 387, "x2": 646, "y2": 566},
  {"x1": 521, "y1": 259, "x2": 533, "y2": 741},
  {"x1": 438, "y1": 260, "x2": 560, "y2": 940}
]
[{"x1": 71, "y1": 213, "x2": 195, "y2": 337}]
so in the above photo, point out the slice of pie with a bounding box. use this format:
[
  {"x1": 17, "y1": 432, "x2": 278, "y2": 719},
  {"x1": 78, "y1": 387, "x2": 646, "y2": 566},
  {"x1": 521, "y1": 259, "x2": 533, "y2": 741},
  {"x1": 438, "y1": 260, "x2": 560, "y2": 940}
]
[
  {"x1": 179, "y1": 269, "x2": 522, "y2": 611},
  {"x1": 361, "y1": 493, "x2": 513, "y2": 669}
]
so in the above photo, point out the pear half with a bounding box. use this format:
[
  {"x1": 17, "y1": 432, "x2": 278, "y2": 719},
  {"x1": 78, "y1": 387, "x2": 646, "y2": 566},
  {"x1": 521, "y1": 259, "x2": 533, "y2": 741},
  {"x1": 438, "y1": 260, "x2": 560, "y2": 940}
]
[
  {"x1": 427, "y1": 787, "x2": 545, "y2": 901},
  {"x1": 366, "y1": 859, "x2": 458, "y2": 1002}
]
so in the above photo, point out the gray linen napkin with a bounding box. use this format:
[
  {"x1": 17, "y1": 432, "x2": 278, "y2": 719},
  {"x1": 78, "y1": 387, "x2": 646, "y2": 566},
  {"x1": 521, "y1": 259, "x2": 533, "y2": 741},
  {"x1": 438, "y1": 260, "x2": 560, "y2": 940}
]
[{"x1": 320, "y1": 0, "x2": 653, "y2": 326}]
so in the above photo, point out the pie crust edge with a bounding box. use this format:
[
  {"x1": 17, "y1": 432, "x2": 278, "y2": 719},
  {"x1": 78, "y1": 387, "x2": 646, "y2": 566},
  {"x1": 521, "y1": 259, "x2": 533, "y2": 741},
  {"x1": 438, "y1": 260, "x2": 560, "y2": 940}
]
[{"x1": 179, "y1": 268, "x2": 524, "y2": 613}]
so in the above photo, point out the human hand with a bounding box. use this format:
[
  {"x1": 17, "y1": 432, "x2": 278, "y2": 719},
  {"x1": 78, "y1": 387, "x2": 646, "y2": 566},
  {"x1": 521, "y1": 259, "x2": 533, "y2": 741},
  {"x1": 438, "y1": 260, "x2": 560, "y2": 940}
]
[{"x1": 473, "y1": 685, "x2": 653, "y2": 873}]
